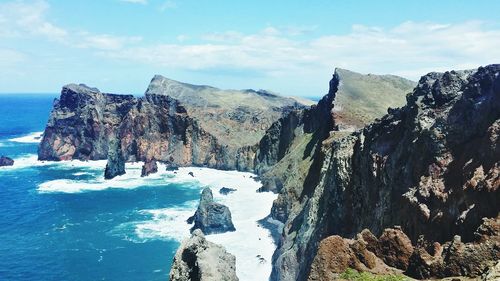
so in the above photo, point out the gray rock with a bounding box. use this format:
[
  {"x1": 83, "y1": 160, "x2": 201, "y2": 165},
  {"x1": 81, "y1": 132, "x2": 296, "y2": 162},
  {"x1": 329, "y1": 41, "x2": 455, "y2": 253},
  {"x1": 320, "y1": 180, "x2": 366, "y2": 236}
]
[
  {"x1": 141, "y1": 159, "x2": 158, "y2": 177},
  {"x1": 188, "y1": 188, "x2": 236, "y2": 235},
  {"x1": 271, "y1": 64, "x2": 500, "y2": 281},
  {"x1": 169, "y1": 229, "x2": 239, "y2": 281},
  {"x1": 104, "y1": 138, "x2": 125, "y2": 179},
  {"x1": 0, "y1": 156, "x2": 14, "y2": 166},
  {"x1": 219, "y1": 187, "x2": 236, "y2": 195}
]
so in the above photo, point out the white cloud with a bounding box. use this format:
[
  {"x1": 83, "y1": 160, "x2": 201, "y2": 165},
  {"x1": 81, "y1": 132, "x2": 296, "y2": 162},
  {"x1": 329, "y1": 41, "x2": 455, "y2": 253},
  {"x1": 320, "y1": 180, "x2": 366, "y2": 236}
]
[
  {"x1": 101, "y1": 22, "x2": 500, "y2": 80},
  {"x1": 0, "y1": 0, "x2": 499, "y2": 93},
  {"x1": 77, "y1": 33, "x2": 143, "y2": 50},
  {"x1": 0, "y1": 0, "x2": 67, "y2": 41},
  {"x1": 0, "y1": 0, "x2": 142, "y2": 50}
]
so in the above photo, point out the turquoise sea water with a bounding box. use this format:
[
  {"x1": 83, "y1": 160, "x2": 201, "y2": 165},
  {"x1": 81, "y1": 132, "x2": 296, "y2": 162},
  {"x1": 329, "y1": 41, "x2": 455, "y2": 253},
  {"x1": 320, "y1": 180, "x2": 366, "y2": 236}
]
[{"x1": 0, "y1": 94, "x2": 201, "y2": 280}]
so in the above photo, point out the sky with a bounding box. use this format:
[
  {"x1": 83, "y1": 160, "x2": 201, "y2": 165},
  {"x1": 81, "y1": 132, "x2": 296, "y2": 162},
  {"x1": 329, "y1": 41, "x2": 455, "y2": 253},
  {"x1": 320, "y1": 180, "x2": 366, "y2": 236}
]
[{"x1": 0, "y1": 0, "x2": 499, "y2": 97}]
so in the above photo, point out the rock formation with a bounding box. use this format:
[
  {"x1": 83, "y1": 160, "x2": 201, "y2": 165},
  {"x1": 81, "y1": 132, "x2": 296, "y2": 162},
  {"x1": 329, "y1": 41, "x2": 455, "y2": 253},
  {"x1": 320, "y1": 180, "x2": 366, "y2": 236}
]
[
  {"x1": 219, "y1": 187, "x2": 237, "y2": 195},
  {"x1": 141, "y1": 159, "x2": 158, "y2": 177},
  {"x1": 38, "y1": 84, "x2": 135, "y2": 161},
  {"x1": 188, "y1": 188, "x2": 236, "y2": 235},
  {"x1": 309, "y1": 217, "x2": 499, "y2": 280},
  {"x1": 169, "y1": 229, "x2": 238, "y2": 281},
  {"x1": 38, "y1": 66, "x2": 499, "y2": 281},
  {"x1": 269, "y1": 65, "x2": 500, "y2": 280},
  {"x1": 38, "y1": 79, "x2": 307, "y2": 172},
  {"x1": 104, "y1": 138, "x2": 125, "y2": 179},
  {"x1": 0, "y1": 156, "x2": 14, "y2": 166}
]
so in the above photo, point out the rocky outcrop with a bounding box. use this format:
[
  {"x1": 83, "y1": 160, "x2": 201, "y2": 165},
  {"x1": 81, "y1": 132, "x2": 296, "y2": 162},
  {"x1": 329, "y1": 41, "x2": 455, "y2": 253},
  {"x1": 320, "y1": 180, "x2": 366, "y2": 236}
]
[
  {"x1": 169, "y1": 229, "x2": 239, "y2": 281},
  {"x1": 0, "y1": 156, "x2": 14, "y2": 166},
  {"x1": 309, "y1": 217, "x2": 499, "y2": 280},
  {"x1": 141, "y1": 159, "x2": 158, "y2": 177},
  {"x1": 188, "y1": 188, "x2": 236, "y2": 235},
  {"x1": 104, "y1": 138, "x2": 125, "y2": 179},
  {"x1": 219, "y1": 187, "x2": 236, "y2": 195},
  {"x1": 38, "y1": 84, "x2": 135, "y2": 161},
  {"x1": 407, "y1": 216, "x2": 499, "y2": 279},
  {"x1": 39, "y1": 79, "x2": 307, "y2": 172},
  {"x1": 308, "y1": 231, "x2": 404, "y2": 281},
  {"x1": 271, "y1": 65, "x2": 500, "y2": 281}
]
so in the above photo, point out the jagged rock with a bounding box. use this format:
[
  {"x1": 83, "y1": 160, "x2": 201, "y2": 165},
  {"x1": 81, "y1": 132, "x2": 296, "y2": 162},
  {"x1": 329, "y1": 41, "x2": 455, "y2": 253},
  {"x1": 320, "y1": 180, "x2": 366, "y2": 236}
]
[
  {"x1": 169, "y1": 229, "x2": 239, "y2": 281},
  {"x1": 166, "y1": 163, "x2": 179, "y2": 171},
  {"x1": 39, "y1": 78, "x2": 309, "y2": 171},
  {"x1": 188, "y1": 188, "x2": 235, "y2": 235},
  {"x1": 377, "y1": 228, "x2": 413, "y2": 270},
  {"x1": 188, "y1": 171, "x2": 195, "y2": 177},
  {"x1": 38, "y1": 84, "x2": 135, "y2": 161},
  {"x1": 271, "y1": 65, "x2": 500, "y2": 281},
  {"x1": 104, "y1": 138, "x2": 125, "y2": 179},
  {"x1": 0, "y1": 156, "x2": 14, "y2": 166},
  {"x1": 308, "y1": 233, "x2": 398, "y2": 281},
  {"x1": 141, "y1": 159, "x2": 158, "y2": 177},
  {"x1": 406, "y1": 216, "x2": 500, "y2": 279},
  {"x1": 219, "y1": 187, "x2": 236, "y2": 195}
]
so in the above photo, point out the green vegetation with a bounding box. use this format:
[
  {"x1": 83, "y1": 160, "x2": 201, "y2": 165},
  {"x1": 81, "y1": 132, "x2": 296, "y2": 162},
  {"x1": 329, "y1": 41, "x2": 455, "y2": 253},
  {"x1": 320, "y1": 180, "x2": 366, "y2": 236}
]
[
  {"x1": 334, "y1": 68, "x2": 416, "y2": 129},
  {"x1": 340, "y1": 268, "x2": 409, "y2": 281}
]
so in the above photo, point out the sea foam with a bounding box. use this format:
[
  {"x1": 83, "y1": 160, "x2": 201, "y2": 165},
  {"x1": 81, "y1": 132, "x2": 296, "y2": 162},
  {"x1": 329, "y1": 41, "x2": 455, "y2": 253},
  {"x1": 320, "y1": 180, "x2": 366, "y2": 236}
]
[
  {"x1": 9, "y1": 131, "x2": 44, "y2": 143},
  {"x1": 34, "y1": 160, "x2": 277, "y2": 280},
  {"x1": 135, "y1": 167, "x2": 278, "y2": 281}
]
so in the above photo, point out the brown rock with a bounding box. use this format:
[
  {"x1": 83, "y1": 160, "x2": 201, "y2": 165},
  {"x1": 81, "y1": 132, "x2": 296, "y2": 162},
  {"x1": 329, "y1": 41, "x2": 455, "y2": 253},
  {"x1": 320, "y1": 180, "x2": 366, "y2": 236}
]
[
  {"x1": 378, "y1": 228, "x2": 413, "y2": 270},
  {"x1": 141, "y1": 159, "x2": 158, "y2": 177},
  {"x1": 308, "y1": 236, "x2": 353, "y2": 281},
  {"x1": 406, "y1": 216, "x2": 500, "y2": 279}
]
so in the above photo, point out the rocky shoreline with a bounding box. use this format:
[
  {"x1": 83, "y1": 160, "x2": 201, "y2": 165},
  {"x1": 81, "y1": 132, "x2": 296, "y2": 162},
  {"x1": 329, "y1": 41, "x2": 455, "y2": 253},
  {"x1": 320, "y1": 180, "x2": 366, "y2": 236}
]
[{"x1": 37, "y1": 66, "x2": 499, "y2": 280}]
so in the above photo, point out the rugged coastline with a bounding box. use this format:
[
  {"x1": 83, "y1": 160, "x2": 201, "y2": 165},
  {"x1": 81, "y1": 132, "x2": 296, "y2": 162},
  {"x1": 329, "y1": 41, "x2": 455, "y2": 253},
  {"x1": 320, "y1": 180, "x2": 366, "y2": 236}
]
[{"x1": 36, "y1": 66, "x2": 499, "y2": 280}]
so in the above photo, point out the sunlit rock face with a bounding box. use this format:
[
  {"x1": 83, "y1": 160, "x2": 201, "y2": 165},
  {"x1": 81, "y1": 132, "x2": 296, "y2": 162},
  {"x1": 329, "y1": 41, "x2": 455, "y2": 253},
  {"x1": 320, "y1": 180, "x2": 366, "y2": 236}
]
[{"x1": 38, "y1": 78, "x2": 308, "y2": 173}]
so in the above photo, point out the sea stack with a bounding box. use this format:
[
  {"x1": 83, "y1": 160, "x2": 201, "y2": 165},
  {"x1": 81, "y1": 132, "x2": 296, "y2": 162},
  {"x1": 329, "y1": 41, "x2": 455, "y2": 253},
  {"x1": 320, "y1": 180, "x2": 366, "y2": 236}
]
[
  {"x1": 141, "y1": 159, "x2": 158, "y2": 177},
  {"x1": 188, "y1": 188, "x2": 236, "y2": 235},
  {"x1": 104, "y1": 138, "x2": 125, "y2": 179}
]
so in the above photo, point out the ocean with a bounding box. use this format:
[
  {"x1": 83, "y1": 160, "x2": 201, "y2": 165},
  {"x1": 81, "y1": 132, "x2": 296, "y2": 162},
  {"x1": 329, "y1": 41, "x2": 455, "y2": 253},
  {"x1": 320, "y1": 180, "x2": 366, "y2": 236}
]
[{"x1": 0, "y1": 94, "x2": 277, "y2": 281}]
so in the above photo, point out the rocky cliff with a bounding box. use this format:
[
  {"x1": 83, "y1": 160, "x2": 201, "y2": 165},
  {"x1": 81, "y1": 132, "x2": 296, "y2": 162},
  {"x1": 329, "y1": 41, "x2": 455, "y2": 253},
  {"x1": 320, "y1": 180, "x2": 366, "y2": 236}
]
[
  {"x1": 38, "y1": 66, "x2": 499, "y2": 280},
  {"x1": 38, "y1": 79, "x2": 308, "y2": 175},
  {"x1": 169, "y1": 229, "x2": 239, "y2": 281},
  {"x1": 269, "y1": 65, "x2": 500, "y2": 280}
]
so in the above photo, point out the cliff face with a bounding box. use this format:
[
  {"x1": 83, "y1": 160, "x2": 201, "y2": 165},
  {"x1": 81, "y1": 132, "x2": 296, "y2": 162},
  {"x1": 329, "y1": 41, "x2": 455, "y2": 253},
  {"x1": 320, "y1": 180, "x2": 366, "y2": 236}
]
[
  {"x1": 169, "y1": 229, "x2": 239, "y2": 281},
  {"x1": 39, "y1": 79, "x2": 307, "y2": 172},
  {"x1": 270, "y1": 65, "x2": 500, "y2": 280},
  {"x1": 38, "y1": 84, "x2": 136, "y2": 161}
]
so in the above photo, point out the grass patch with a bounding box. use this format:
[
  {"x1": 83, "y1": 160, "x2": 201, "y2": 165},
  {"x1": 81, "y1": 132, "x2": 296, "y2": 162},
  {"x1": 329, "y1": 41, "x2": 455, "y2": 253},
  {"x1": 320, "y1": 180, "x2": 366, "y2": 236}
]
[{"x1": 340, "y1": 268, "x2": 409, "y2": 281}]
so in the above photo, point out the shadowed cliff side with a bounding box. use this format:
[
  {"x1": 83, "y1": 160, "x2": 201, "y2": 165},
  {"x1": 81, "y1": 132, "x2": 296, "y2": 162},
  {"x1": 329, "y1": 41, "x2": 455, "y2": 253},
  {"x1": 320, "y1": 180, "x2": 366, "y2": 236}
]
[{"x1": 269, "y1": 65, "x2": 500, "y2": 281}]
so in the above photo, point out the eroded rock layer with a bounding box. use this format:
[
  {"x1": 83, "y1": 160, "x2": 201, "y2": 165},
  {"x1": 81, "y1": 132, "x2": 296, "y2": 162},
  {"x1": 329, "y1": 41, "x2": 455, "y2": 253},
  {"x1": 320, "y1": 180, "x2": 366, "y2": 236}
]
[
  {"x1": 270, "y1": 65, "x2": 500, "y2": 280},
  {"x1": 38, "y1": 80, "x2": 307, "y2": 173}
]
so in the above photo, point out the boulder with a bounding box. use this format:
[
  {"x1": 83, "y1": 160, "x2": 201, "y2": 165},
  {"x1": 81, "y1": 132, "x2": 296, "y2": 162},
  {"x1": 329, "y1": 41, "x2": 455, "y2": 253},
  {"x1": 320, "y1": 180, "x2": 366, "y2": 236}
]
[
  {"x1": 0, "y1": 156, "x2": 14, "y2": 166},
  {"x1": 169, "y1": 229, "x2": 239, "y2": 281},
  {"x1": 141, "y1": 159, "x2": 158, "y2": 177},
  {"x1": 219, "y1": 187, "x2": 237, "y2": 195},
  {"x1": 188, "y1": 188, "x2": 235, "y2": 235},
  {"x1": 377, "y1": 228, "x2": 413, "y2": 270}
]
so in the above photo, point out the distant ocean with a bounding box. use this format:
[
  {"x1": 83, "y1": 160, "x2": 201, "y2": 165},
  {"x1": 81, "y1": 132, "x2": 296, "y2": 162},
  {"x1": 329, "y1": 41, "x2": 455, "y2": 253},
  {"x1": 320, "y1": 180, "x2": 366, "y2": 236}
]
[{"x1": 0, "y1": 94, "x2": 277, "y2": 281}]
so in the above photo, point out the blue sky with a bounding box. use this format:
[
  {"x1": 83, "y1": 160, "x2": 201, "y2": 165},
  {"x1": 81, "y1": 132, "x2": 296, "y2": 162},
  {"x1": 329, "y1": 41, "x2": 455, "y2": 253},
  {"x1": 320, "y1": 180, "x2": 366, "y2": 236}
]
[{"x1": 1, "y1": 0, "x2": 499, "y2": 97}]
